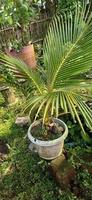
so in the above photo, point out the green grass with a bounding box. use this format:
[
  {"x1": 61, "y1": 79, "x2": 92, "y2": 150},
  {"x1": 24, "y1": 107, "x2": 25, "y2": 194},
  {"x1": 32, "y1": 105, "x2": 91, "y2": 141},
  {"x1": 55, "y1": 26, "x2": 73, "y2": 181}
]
[{"x1": 0, "y1": 104, "x2": 92, "y2": 200}]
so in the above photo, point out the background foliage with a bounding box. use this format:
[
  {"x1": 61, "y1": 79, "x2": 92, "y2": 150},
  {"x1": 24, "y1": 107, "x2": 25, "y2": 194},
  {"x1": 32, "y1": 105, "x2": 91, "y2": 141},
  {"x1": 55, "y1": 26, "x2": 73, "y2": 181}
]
[{"x1": 0, "y1": 0, "x2": 85, "y2": 27}]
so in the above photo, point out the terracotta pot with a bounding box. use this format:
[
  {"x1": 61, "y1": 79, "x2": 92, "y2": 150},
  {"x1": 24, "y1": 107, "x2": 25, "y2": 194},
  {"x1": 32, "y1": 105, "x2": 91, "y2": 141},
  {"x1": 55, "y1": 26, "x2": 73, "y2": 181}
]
[
  {"x1": 6, "y1": 44, "x2": 36, "y2": 69},
  {"x1": 18, "y1": 44, "x2": 37, "y2": 69}
]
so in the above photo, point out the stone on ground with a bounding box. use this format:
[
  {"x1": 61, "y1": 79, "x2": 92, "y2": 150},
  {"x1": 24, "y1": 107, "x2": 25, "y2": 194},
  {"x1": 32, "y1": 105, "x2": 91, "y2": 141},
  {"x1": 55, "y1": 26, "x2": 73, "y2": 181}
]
[{"x1": 15, "y1": 116, "x2": 30, "y2": 127}]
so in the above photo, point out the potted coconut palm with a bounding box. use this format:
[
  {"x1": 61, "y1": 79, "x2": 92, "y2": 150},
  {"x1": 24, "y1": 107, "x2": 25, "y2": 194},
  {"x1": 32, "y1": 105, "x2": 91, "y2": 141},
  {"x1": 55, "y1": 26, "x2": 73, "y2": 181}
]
[{"x1": 0, "y1": 2, "x2": 92, "y2": 160}]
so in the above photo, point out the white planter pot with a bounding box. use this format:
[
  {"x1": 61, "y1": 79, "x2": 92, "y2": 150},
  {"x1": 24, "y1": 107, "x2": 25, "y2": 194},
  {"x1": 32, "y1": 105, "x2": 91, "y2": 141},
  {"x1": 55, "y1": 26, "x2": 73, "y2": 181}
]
[{"x1": 28, "y1": 118, "x2": 68, "y2": 160}]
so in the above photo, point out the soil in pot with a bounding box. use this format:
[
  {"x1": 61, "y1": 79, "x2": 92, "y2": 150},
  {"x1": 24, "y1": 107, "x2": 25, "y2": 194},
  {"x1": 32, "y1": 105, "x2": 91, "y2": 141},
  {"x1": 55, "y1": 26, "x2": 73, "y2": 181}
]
[{"x1": 31, "y1": 119, "x2": 65, "y2": 141}]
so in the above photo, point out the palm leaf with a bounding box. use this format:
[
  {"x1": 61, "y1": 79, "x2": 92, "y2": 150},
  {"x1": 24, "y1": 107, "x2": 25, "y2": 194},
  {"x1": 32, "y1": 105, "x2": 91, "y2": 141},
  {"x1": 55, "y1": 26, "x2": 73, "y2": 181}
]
[
  {"x1": 0, "y1": 52, "x2": 44, "y2": 94},
  {"x1": 43, "y1": 2, "x2": 92, "y2": 89}
]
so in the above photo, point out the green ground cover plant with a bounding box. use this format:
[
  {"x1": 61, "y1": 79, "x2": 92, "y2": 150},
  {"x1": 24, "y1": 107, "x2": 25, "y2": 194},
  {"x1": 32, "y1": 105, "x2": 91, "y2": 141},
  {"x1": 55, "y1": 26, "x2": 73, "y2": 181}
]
[{"x1": 0, "y1": 104, "x2": 92, "y2": 200}]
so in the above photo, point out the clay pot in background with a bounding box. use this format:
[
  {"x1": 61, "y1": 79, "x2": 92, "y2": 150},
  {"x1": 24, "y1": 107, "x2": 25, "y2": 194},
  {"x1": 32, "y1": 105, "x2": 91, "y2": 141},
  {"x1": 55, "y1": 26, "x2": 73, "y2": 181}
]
[{"x1": 6, "y1": 44, "x2": 37, "y2": 69}]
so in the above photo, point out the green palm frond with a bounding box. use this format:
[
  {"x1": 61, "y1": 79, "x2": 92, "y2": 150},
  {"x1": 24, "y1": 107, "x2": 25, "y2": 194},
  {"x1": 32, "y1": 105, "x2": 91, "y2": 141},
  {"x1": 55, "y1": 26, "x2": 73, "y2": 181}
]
[
  {"x1": 28, "y1": 90, "x2": 92, "y2": 142},
  {"x1": 0, "y1": 52, "x2": 45, "y2": 94},
  {"x1": 43, "y1": 2, "x2": 92, "y2": 89}
]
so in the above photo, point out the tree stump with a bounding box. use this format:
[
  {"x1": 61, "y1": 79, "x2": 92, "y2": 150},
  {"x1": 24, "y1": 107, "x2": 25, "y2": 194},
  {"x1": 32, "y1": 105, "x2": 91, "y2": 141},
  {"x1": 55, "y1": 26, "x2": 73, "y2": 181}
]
[{"x1": 49, "y1": 154, "x2": 76, "y2": 189}]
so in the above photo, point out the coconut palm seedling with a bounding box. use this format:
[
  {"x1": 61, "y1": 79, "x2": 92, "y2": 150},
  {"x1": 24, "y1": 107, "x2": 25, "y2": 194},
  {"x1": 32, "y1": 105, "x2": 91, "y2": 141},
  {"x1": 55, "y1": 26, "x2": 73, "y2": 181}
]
[{"x1": 0, "y1": 1, "x2": 92, "y2": 142}]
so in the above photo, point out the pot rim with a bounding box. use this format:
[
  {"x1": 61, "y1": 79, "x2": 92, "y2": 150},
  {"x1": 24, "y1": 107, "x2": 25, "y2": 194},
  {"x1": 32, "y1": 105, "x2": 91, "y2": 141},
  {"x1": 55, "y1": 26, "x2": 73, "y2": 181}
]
[{"x1": 28, "y1": 118, "x2": 68, "y2": 147}]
